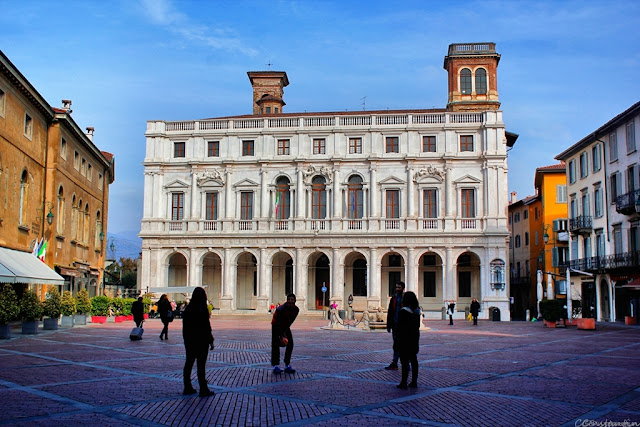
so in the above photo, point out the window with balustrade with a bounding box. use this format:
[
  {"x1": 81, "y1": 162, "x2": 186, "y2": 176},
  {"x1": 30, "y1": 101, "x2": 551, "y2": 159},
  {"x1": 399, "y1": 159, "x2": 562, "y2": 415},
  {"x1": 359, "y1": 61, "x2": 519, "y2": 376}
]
[
  {"x1": 205, "y1": 192, "x2": 218, "y2": 220},
  {"x1": 242, "y1": 140, "x2": 254, "y2": 156},
  {"x1": 207, "y1": 141, "x2": 219, "y2": 157},
  {"x1": 347, "y1": 175, "x2": 363, "y2": 219},
  {"x1": 277, "y1": 139, "x2": 290, "y2": 155},
  {"x1": 171, "y1": 193, "x2": 184, "y2": 220},
  {"x1": 313, "y1": 138, "x2": 326, "y2": 155},
  {"x1": 422, "y1": 136, "x2": 436, "y2": 152},
  {"x1": 386, "y1": 190, "x2": 400, "y2": 218},
  {"x1": 174, "y1": 142, "x2": 185, "y2": 158},
  {"x1": 423, "y1": 189, "x2": 437, "y2": 218},
  {"x1": 461, "y1": 189, "x2": 475, "y2": 218},
  {"x1": 385, "y1": 137, "x2": 399, "y2": 153},
  {"x1": 240, "y1": 192, "x2": 253, "y2": 220},
  {"x1": 311, "y1": 176, "x2": 327, "y2": 219},
  {"x1": 475, "y1": 68, "x2": 487, "y2": 94},
  {"x1": 460, "y1": 68, "x2": 472, "y2": 94},
  {"x1": 275, "y1": 177, "x2": 290, "y2": 219},
  {"x1": 460, "y1": 135, "x2": 474, "y2": 152},
  {"x1": 348, "y1": 137, "x2": 362, "y2": 154}
]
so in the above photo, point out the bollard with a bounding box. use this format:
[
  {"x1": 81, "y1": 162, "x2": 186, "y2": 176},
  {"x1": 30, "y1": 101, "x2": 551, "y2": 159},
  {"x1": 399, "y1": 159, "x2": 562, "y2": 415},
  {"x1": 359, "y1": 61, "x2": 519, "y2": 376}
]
[{"x1": 526, "y1": 309, "x2": 530, "y2": 322}]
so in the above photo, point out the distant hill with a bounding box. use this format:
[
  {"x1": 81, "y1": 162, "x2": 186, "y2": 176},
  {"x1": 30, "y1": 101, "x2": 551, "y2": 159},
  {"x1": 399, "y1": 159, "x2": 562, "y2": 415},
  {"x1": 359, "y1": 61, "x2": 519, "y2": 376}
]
[{"x1": 107, "y1": 230, "x2": 142, "y2": 260}]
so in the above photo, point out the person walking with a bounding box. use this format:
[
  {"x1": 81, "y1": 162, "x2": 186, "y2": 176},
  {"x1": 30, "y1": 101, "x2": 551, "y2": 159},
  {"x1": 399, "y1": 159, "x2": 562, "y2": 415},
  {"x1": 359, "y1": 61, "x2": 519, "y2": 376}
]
[
  {"x1": 157, "y1": 294, "x2": 172, "y2": 340},
  {"x1": 182, "y1": 287, "x2": 214, "y2": 397},
  {"x1": 271, "y1": 293, "x2": 299, "y2": 374},
  {"x1": 446, "y1": 300, "x2": 455, "y2": 325},
  {"x1": 395, "y1": 291, "x2": 421, "y2": 389},
  {"x1": 385, "y1": 281, "x2": 405, "y2": 370},
  {"x1": 131, "y1": 296, "x2": 144, "y2": 328},
  {"x1": 470, "y1": 298, "x2": 481, "y2": 326}
]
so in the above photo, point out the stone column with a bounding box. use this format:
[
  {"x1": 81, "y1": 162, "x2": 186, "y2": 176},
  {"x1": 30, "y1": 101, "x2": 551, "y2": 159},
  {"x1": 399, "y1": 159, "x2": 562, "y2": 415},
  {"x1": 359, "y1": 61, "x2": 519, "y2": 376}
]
[
  {"x1": 219, "y1": 247, "x2": 233, "y2": 310},
  {"x1": 445, "y1": 247, "x2": 454, "y2": 301},
  {"x1": 407, "y1": 166, "x2": 414, "y2": 218},
  {"x1": 331, "y1": 248, "x2": 341, "y2": 307},
  {"x1": 369, "y1": 247, "x2": 380, "y2": 307},
  {"x1": 407, "y1": 247, "x2": 415, "y2": 293},
  {"x1": 189, "y1": 247, "x2": 199, "y2": 288},
  {"x1": 295, "y1": 247, "x2": 306, "y2": 311},
  {"x1": 256, "y1": 247, "x2": 268, "y2": 312},
  {"x1": 143, "y1": 172, "x2": 153, "y2": 218},
  {"x1": 369, "y1": 165, "x2": 378, "y2": 217}
]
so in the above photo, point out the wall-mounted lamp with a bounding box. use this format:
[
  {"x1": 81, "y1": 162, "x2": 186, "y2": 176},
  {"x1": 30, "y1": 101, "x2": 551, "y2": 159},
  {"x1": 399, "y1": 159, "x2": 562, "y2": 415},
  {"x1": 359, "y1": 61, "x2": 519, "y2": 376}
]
[
  {"x1": 99, "y1": 231, "x2": 104, "y2": 241},
  {"x1": 46, "y1": 209, "x2": 54, "y2": 225},
  {"x1": 110, "y1": 241, "x2": 116, "y2": 253},
  {"x1": 543, "y1": 232, "x2": 549, "y2": 244}
]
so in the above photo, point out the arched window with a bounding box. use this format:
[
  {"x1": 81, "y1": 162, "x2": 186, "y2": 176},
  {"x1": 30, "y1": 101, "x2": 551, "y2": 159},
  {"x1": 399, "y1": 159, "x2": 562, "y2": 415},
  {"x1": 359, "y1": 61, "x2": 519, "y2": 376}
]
[
  {"x1": 84, "y1": 203, "x2": 89, "y2": 243},
  {"x1": 460, "y1": 68, "x2": 472, "y2": 95},
  {"x1": 19, "y1": 169, "x2": 28, "y2": 225},
  {"x1": 57, "y1": 186, "x2": 64, "y2": 234},
  {"x1": 347, "y1": 175, "x2": 363, "y2": 219},
  {"x1": 77, "y1": 198, "x2": 83, "y2": 241},
  {"x1": 312, "y1": 176, "x2": 327, "y2": 219},
  {"x1": 71, "y1": 195, "x2": 77, "y2": 239},
  {"x1": 275, "y1": 176, "x2": 290, "y2": 219},
  {"x1": 353, "y1": 258, "x2": 367, "y2": 296},
  {"x1": 475, "y1": 68, "x2": 487, "y2": 94},
  {"x1": 95, "y1": 210, "x2": 102, "y2": 248}
]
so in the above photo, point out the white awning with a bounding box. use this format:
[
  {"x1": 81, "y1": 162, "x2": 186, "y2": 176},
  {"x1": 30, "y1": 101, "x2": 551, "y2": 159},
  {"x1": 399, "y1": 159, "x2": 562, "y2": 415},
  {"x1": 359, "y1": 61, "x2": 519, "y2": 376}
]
[
  {"x1": 0, "y1": 247, "x2": 64, "y2": 285},
  {"x1": 149, "y1": 286, "x2": 198, "y2": 294}
]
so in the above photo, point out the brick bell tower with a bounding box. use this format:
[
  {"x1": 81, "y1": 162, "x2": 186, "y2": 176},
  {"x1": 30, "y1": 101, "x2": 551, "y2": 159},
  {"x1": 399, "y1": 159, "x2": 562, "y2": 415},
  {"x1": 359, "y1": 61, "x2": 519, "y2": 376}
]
[
  {"x1": 247, "y1": 71, "x2": 289, "y2": 115},
  {"x1": 443, "y1": 43, "x2": 500, "y2": 112}
]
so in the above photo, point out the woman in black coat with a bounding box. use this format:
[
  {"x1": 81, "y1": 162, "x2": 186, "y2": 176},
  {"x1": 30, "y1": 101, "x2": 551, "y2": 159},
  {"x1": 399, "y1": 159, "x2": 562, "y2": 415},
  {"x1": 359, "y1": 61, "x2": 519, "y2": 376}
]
[
  {"x1": 157, "y1": 294, "x2": 172, "y2": 340},
  {"x1": 182, "y1": 287, "x2": 214, "y2": 397},
  {"x1": 395, "y1": 291, "x2": 421, "y2": 389},
  {"x1": 470, "y1": 298, "x2": 481, "y2": 325}
]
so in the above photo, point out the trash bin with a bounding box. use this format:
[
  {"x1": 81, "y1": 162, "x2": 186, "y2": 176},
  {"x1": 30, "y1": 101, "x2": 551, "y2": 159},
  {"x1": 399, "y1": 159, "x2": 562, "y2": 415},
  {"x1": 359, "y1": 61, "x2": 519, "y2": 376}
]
[
  {"x1": 441, "y1": 307, "x2": 447, "y2": 320},
  {"x1": 465, "y1": 306, "x2": 470, "y2": 319},
  {"x1": 338, "y1": 310, "x2": 346, "y2": 320},
  {"x1": 492, "y1": 307, "x2": 501, "y2": 321}
]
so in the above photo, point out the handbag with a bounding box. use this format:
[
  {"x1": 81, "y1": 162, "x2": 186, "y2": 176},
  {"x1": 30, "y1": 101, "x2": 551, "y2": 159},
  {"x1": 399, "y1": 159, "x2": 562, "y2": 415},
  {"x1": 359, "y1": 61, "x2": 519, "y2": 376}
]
[
  {"x1": 467, "y1": 313, "x2": 473, "y2": 322},
  {"x1": 166, "y1": 310, "x2": 174, "y2": 322}
]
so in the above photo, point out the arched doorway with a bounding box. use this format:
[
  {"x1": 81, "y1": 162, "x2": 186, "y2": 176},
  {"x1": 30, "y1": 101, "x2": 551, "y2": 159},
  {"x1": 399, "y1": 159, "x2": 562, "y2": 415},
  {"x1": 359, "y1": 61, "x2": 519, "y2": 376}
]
[
  {"x1": 456, "y1": 252, "x2": 481, "y2": 305},
  {"x1": 236, "y1": 252, "x2": 257, "y2": 310},
  {"x1": 202, "y1": 252, "x2": 222, "y2": 309},
  {"x1": 271, "y1": 251, "x2": 293, "y2": 305},
  {"x1": 418, "y1": 251, "x2": 443, "y2": 311},
  {"x1": 344, "y1": 251, "x2": 367, "y2": 307},
  {"x1": 307, "y1": 252, "x2": 330, "y2": 310},
  {"x1": 599, "y1": 279, "x2": 610, "y2": 321},
  {"x1": 168, "y1": 252, "x2": 187, "y2": 287},
  {"x1": 381, "y1": 252, "x2": 404, "y2": 302}
]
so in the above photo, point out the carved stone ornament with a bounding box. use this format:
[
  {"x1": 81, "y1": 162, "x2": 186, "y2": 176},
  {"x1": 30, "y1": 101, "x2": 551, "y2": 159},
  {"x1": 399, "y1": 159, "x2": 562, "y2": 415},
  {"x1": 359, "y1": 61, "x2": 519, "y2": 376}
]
[
  {"x1": 413, "y1": 165, "x2": 445, "y2": 182},
  {"x1": 197, "y1": 168, "x2": 225, "y2": 185},
  {"x1": 303, "y1": 165, "x2": 333, "y2": 185}
]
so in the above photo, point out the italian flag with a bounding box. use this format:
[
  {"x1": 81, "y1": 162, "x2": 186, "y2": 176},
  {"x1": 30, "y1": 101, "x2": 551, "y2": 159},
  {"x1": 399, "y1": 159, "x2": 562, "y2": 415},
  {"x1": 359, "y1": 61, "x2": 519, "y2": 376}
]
[
  {"x1": 37, "y1": 239, "x2": 47, "y2": 262},
  {"x1": 274, "y1": 192, "x2": 280, "y2": 218}
]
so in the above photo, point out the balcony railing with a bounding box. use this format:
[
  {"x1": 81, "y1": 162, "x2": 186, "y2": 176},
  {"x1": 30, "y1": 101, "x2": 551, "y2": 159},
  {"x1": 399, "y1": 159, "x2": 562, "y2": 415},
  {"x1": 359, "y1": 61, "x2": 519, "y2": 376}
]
[
  {"x1": 616, "y1": 189, "x2": 640, "y2": 215},
  {"x1": 569, "y1": 215, "x2": 592, "y2": 234},
  {"x1": 566, "y1": 251, "x2": 640, "y2": 272}
]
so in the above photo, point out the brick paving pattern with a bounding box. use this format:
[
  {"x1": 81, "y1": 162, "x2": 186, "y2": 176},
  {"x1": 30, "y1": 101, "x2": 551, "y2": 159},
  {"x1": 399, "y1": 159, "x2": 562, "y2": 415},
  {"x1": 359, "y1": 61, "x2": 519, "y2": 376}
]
[{"x1": 0, "y1": 317, "x2": 639, "y2": 426}]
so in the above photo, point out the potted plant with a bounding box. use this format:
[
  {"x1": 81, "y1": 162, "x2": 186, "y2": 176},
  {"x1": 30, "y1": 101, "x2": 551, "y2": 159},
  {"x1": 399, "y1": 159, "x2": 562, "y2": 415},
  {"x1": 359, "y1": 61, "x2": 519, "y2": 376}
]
[
  {"x1": 74, "y1": 289, "x2": 91, "y2": 325},
  {"x1": 142, "y1": 294, "x2": 153, "y2": 319},
  {"x1": 122, "y1": 297, "x2": 135, "y2": 321},
  {"x1": 60, "y1": 291, "x2": 76, "y2": 327},
  {"x1": 90, "y1": 295, "x2": 111, "y2": 323},
  {"x1": 540, "y1": 299, "x2": 564, "y2": 328},
  {"x1": 20, "y1": 289, "x2": 43, "y2": 334},
  {"x1": 0, "y1": 284, "x2": 20, "y2": 339},
  {"x1": 111, "y1": 298, "x2": 126, "y2": 322},
  {"x1": 42, "y1": 287, "x2": 61, "y2": 330}
]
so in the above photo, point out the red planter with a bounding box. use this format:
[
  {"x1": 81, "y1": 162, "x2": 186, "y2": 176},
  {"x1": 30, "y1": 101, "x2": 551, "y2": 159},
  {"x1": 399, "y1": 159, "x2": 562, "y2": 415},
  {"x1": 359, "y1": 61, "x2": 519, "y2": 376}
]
[
  {"x1": 143, "y1": 313, "x2": 149, "y2": 319},
  {"x1": 625, "y1": 316, "x2": 637, "y2": 325},
  {"x1": 114, "y1": 316, "x2": 126, "y2": 323},
  {"x1": 126, "y1": 315, "x2": 134, "y2": 321},
  {"x1": 577, "y1": 318, "x2": 596, "y2": 330},
  {"x1": 92, "y1": 316, "x2": 107, "y2": 324},
  {"x1": 543, "y1": 320, "x2": 557, "y2": 328}
]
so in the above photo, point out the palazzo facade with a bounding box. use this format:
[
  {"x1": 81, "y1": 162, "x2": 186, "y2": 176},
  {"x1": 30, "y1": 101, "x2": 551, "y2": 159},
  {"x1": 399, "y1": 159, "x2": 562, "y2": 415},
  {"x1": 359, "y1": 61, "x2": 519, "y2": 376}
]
[{"x1": 140, "y1": 42, "x2": 516, "y2": 318}]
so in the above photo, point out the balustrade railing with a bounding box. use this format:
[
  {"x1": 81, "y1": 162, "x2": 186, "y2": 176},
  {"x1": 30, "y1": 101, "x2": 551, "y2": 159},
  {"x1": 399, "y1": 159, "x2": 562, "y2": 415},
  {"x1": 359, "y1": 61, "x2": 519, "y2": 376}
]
[
  {"x1": 203, "y1": 220, "x2": 219, "y2": 231},
  {"x1": 169, "y1": 221, "x2": 183, "y2": 231},
  {"x1": 421, "y1": 218, "x2": 440, "y2": 230},
  {"x1": 460, "y1": 219, "x2": 477, "y2": 229},
  {"x1": 567, "y1": 251, "x2": 640, "y2": 271},
  {"x1": 569, "y1": 215, "x2": 592, "y2": 232},
  {"x1": 384, "y1": 219, "x2": 400, "y2": 230},
  {"x1": 616, "y1": 188, "x2": 640, "y2": 214}
]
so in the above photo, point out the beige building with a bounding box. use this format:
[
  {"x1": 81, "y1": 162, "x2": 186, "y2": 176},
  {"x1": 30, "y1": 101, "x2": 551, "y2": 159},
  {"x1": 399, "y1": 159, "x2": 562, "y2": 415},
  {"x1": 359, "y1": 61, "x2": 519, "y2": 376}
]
[{"x1": 140, "y1": 43, "x2": 517, "y2": 319}]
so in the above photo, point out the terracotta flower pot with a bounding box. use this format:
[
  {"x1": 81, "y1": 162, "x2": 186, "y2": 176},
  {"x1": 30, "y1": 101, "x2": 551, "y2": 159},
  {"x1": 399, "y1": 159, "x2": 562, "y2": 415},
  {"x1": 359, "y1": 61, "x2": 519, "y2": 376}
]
[
  {"x1": 577, "y1": 318, "x2": 596, "y2": 330},
  {"x1": 625, "y1": 316, "x2": 637, "y2": 325},
  {"x1": 543, "y1": 320, "x2": 557, "y2": 328}
]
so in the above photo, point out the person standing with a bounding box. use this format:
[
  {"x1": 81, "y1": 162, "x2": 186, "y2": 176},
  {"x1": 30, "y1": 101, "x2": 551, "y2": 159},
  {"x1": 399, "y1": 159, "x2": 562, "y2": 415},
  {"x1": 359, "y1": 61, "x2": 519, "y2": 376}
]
[
  {"x1": 470, "y1": 298, "x2": 481, "y2": 326},
  {"x1": 446, "y1": 300, "x2": 455, "y2": 325},
  {"x1": 271, "y1": 293, "x2": 299, "y2": 374},
  {"x1": 182, "y1": 287, "x2": 214, "y2": 397},
  {"x1": 395, "y1": 291, "x2": 421, "y2": 389},
  {"x1": 131, "y1": 296, "x2": 144, "y2": 328},
  {"x1": 157, "y1": 294, "x2": 172, "y2": 340},
  {"x1": 385, "y1": 281, "x2": 405, "y2": 370}
]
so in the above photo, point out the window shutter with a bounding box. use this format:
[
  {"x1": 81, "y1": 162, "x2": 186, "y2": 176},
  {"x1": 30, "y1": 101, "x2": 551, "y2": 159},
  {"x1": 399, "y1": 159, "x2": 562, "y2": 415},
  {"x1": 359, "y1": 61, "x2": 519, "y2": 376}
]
[
  {"x1": 552, "y1": 247, "x2": 559, "y2": 267},
  {"x1": 553, "y1": 219, "x2": 559, "y2": 232}
]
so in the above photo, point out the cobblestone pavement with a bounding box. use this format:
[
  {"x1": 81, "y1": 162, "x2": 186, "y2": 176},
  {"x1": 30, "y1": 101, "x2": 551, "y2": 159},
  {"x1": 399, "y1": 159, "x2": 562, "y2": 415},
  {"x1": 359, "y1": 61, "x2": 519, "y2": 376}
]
[{"x1": 1, "y1": 317, "x2": 639, "y2": 426}]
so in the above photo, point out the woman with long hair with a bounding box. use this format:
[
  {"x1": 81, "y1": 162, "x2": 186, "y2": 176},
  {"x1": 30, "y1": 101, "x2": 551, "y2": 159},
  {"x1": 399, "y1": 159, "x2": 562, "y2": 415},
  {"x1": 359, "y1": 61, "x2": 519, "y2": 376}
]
[
  {"x1": 182, "y1": 287, "x2": 214, "y2": 397},
  {"x1": 395, "y1": 291, "x2": 421, "y2": 389},
  {"x1": 157, "y1": 294, "x2": 172, "y2": 340}
]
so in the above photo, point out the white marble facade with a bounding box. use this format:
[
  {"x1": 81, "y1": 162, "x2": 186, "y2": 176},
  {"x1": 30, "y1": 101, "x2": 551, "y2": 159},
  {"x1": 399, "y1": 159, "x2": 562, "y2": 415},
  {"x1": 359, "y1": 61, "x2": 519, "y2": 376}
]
[{"x1": 140, "y1": 44, "x2": 513, "y2": 319}]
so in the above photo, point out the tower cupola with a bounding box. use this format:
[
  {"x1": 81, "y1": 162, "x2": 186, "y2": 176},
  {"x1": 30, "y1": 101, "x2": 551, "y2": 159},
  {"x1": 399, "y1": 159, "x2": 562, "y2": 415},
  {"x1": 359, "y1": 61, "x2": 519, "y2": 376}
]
[{"x1": 247, "y1": 71, "x2": 289, "y2": 115}]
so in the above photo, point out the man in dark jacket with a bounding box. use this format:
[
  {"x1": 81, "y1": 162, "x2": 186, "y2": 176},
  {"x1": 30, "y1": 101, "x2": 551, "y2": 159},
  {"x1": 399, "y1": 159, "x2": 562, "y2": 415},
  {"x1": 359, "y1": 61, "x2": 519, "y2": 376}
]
[
  {"x1": 271, "y1": 293, "x2": 299, "y2": 374},
  {"x1": 385, "y1": 281, "x2": 405, "y2": 370},
  {"x1": 131, "y1": 297, "x2": 144, "y2": 328},
  {"x1": 470, "y1": 298, "x2": 481, "y2": 325}
]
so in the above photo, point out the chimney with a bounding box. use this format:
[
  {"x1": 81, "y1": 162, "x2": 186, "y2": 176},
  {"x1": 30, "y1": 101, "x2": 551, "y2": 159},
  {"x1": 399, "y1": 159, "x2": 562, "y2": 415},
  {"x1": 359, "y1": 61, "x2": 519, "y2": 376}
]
[
  {"x1": 85, "y1": 127, "x2": 94, "y2": 141},
  {"x1": 510, "y1": 191, "x2": 517, "y2": 204},
  {"x1": 61, "y1": 99, "x2": 72, "y2": 113}
]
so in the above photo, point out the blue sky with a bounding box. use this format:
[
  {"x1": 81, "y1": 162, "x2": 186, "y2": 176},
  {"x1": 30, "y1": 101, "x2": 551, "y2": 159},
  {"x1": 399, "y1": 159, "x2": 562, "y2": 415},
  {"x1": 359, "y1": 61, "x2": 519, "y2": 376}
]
[{"x1": 2, "y1": 0, "x2": 639, "y2": 241}]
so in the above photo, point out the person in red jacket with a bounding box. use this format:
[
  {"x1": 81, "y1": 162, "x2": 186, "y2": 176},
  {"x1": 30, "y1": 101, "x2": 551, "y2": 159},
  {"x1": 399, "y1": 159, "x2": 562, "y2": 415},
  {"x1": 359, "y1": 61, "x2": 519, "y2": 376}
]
[{"x1": 271, "y1": 293, "x2": 299, "y2": 374}]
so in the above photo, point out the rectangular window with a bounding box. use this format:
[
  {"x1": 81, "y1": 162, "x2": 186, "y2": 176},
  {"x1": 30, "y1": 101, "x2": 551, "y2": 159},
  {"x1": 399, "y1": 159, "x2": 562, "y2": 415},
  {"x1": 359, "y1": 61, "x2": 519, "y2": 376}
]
[
  {"x1": 81, "y1": 158, "x2": 87, "y2": 176},
  {"x1": 24, "y1": 113, "x2": 33, "y2": 137},
  {"x1": 609, "y1": 131, "x2": 618, "y2": 162},
  {"x1": 207, "y1": 141, "x2": 219, "y2": 157},
  {"x1": 265, "y1": 107, "x2": 271, "y2": 114},
  {"x1": 568, "y1": 160, "x2": 576, "y2": 184},
  {"x1": 242, "y1": 140, "x2": 254, "y2": 156},
  {"x1": 458, "y1": 271, "x2": 471, "y2": 298},
  {"x1": 614, "y1": 225, "x2": 623, "y2": 254},
  {"x1": 74, "y1": 151, "x2": 80, "y2": 170},
  {"x1": 570, "y1": 198, "x2": 577, "y2": 219},
  {"x1": 0, "y1": 87, "x2": 5, "y2": 116},
  {"x1": 60, "y1": 138, "x2": 67, "y2": 159},
  {"x1": 594, "y1": 187, "x2": 603, "y2": 217},
  {"x1": 596, "y1": 232, "x2": 606, "y2": 257},
  {"x1": 626, "y1": 122, "x2": 636, "y2": 153},
  {"x1": 277, "y1": 139, "x2": 290, "y2": 155},
  {"x1": 348, "y1": 137, "x2": 362, "y2": 154},
  {"x1": 423, "y1": 189, "x2": 437, "y2": 218},
  {"x1": 460, "y1": 135, "x2": 474, "y2": 152},
  {"x1": 240, "y1": 192, "x2": 253, "y2": 220},
  {"x1": 422, "y1": 136, "x2": 436, "y2": 152},
  {"x1": 313, "y1": 138, "x2": 326, "y2": 154},
  {"x1": 205, "y1": 193, "x2": 218, "y2": 220},
  {"x1": 556, "y1": 185, "x2": 567, "y2": 203},
  {"x1": 311, "y1": 183, "x2": 326, "y2": 219},
  {"x1": 627, "y1": 166, "x2": 636, "y2": 192},
  {"x1": 610, "y1": 172, "x2": 622, "y2": 203},
  {"x1": 592, "y1": 144, "x2": 601, "y2": 172},
  {"x1": 386, "y1": 190, "x2": 400, "y2": 218},
  {"x1": 385, "y1": 137, "x2": 399, "y2": 153},
  {"x1": 579, "y1": 151, "x2": 588, "y2": 178},
  {"x1": 461, "y1": 189, "x2": 475, "y2": 218},
  {"x1": 535, "y1": 231, "x2": 539, "y2": 246},
  {"x1": 581, "y1": 192, "x2": 590, "y2": 216},
  {"x1": 171, "y1": 193, "x2": 184, "y2": 220},
  {"x1": 98, "y1": 173, "x2": 103, "y2": 189},
  {"x1": 423, "y1": 271, "x2": 436, "y2": 298},
  {"x1": 87, "y1": 164, "x2": 92, "y2": 182},
  {"x1": 174, "y1": 141, "x2": 185, "y2": 158}
]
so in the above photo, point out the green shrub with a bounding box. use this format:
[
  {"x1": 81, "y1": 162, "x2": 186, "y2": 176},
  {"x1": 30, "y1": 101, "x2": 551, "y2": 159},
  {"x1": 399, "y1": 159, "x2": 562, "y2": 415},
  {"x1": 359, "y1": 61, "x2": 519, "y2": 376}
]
[
  {"x1": 60, "y1": 291, "x2": 76, "y2": 316},
  {"x1": 121, "y1": 298, "x2": 135, "y2": 315},
  {"x1": 90, "y1": 295, "x2": 111, "y2": 316},
  {"x1": 75, "y1": 289, "x2": 92, "y2": 314},
  {"x1": 20, "y1": 290, "x2": 43, "y2": 321},
  {"x1": 142, "y1": 293, "x2": 154, "y2": 314},
  {"x1": 111, "y1": 297, "x2": 124, "y2": 315},
  {"x1": 0, "y1": 284, "x2": 20, "y2": 324},
  {"x1": 43, "y1": 287, "x2": 62, "y2": 319},
  {"x1": 540, "y1": 299, "x2": 565, "y2": 322}
]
